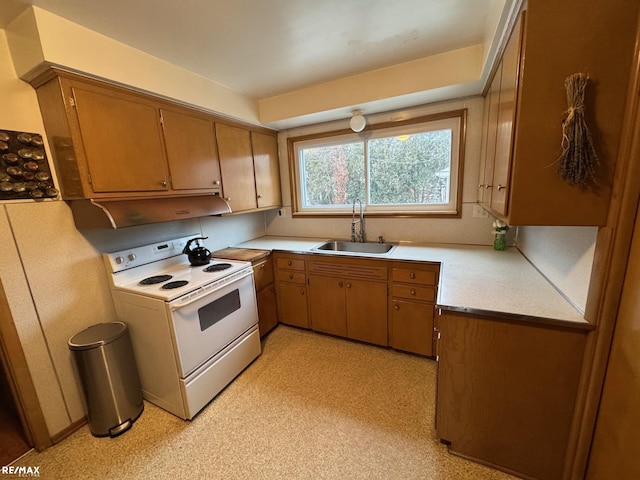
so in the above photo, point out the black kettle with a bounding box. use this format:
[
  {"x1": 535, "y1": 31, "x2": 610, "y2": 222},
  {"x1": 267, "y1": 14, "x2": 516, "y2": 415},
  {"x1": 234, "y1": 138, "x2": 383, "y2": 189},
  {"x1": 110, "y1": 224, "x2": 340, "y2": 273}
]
[{"x1": 182, "y1": 237, "x2": 212, "y2": 266}]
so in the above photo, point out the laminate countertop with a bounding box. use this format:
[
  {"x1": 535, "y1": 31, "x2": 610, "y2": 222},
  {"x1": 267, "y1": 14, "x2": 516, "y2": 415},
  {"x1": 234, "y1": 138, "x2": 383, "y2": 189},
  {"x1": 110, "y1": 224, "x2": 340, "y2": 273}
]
[{"x1": 234, "y1": 236, "x2": 591, "y2": 330}]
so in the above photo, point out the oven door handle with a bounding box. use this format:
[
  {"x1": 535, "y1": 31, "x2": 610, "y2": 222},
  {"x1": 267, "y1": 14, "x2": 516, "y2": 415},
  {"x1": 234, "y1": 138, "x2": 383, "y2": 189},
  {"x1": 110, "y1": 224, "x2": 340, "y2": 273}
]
[{"x1": 169, "y1": 268, "x2": 253, "y2": 311}]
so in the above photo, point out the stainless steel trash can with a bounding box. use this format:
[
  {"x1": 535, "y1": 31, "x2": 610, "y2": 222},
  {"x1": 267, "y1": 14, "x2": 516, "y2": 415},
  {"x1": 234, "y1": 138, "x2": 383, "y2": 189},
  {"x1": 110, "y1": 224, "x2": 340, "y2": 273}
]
[{"x1": 68, "y1": 322, "x2": 143, "y2": 437}]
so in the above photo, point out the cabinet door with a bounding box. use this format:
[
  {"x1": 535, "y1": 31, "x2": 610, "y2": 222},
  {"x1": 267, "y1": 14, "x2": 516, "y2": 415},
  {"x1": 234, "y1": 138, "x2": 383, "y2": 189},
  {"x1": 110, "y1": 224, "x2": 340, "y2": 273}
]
[
  {"x1": 216, "y1": 123, "x2": 257, "y2": 212},
  {"x1": 251, "y1": 131, "x2": 282, "y2": 209},
  {"x1": 308, "y1": 274, "x2": 347, "y2": 337},
  {"x1": 161, "y1": 109, "x2": 221, "y2": 190},
  {"x1": 390, "y1": 300, "x2": 434, "y2": 356},
  {"x1": 72, "y1": 85, "x2": 168, "y2": 193},
  {"x1": 346, "y1": 280, "x2": 387, "y2": 346},
  {"x1": 276, "y1": 282, "x2": 309, "y2": 328},
  {"x1": 436, "y1": 311, "x2": 586, "y2": 480},
  {"x1": 481, "y1": 63, "x2": 502, "y2": 209},
  {"x1": 491, "y1": 16, "x2": 523, "y2": 215},
  {"x1": 256, "y1": 285, "x2": 278, "y2": 337}
]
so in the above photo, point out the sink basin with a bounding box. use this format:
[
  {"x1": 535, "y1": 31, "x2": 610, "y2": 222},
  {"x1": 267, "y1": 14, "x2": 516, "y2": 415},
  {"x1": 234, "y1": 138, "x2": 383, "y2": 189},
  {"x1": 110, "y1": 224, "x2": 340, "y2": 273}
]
[{"x1": 313, "y1": 240, "x2": 397, "y2": 255}]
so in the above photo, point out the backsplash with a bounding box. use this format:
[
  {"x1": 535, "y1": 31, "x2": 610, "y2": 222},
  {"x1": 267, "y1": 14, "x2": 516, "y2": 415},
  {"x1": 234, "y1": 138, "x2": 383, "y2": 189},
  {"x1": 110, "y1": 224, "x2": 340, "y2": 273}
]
[{"x1": 517, "y1": 226, "x2": 597, "y2": 313}]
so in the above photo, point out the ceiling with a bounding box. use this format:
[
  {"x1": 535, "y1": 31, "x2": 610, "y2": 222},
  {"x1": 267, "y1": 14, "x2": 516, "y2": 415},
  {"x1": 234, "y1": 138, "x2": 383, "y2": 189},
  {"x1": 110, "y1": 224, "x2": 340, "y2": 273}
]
[{"x1": 1, "y1": 0, "x2": 507, "y2": 98}]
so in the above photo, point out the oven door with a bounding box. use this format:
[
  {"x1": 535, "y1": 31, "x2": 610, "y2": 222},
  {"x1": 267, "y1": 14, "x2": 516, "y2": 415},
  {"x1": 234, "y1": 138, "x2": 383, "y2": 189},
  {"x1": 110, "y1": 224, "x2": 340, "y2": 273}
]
[{"x1": 167, "y1": 268, "x2": 258, "y2": 376}]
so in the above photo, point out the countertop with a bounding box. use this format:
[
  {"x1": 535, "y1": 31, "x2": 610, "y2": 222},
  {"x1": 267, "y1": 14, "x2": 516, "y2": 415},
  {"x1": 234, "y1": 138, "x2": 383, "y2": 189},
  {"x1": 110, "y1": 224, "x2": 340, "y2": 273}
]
[{"x1": 234, "y1": 236, "x2": 591, "y2": 329}]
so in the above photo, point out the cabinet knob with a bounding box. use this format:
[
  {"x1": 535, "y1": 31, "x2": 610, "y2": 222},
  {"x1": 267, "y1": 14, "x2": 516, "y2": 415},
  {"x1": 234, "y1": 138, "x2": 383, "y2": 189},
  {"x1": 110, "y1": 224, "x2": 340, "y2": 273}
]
[
  {"x1": 485, "y1": 184, "x2": 493, "y2": 189},
  {"x1": 338, "y1": 281, "x2": 343, "y2": 287},
  {"x1": 288, "y1": 273, "x2": 294, "y2": 280},
  {"x1": 225, "y1": 197, "x2": 231, "y2": 201},
  {"x1": 497, "y1": 184, "x2": 506, "y2": 191},
  {"x1": 287, "y1": 260, "x2": 292, "y2": 266},
  {"x1": 259, "y1": 264, "x2": 265, "y2": 270},
  {"x1": 478, "y1": 183, "x2": 485, "y2": 188},
  {"x1": 346, "y1": 282, "x2": 351, "y2": 289},
  {"x1": 410, "y1": 289, "x2": 416, "y2": 295},
  {"x1": 409, "y1": 272, "x2": 416, "y2": 279},
  {"x1": 160, "y1": 181, "x2": 168, "y2": 188},
  {"x1": 394, "y1": 304, "x2": 400, "y2": 310},
  {"x1": 299, "y1": 289, "x2": 305, "y2": 295},
  {"x1": 213, "y1": 180, "x2": 221, "y2": 186},
  {"x1": 257, "y1": 194, "x2": 262, "y2": 199}
]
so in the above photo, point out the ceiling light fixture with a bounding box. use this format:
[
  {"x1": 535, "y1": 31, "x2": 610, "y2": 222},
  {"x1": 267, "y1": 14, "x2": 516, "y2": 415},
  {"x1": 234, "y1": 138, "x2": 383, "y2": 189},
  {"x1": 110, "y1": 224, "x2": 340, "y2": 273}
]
[{"x1": 350, "y1": 109, "x2": 366, "y2": 132}]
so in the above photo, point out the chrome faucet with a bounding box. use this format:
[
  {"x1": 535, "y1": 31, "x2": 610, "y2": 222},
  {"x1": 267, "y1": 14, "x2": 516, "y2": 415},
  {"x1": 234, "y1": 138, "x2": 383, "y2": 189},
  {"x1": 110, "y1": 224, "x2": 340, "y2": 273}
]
[{"x1": 351, "y1": 199, "x2": 366, "y2": 243}]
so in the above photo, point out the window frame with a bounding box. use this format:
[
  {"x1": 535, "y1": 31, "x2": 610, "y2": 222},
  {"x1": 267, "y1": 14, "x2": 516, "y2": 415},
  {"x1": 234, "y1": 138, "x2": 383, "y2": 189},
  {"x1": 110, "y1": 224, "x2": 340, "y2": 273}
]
[{"x1": 287, "y1": 109, "x2": 466, "y2": 218}]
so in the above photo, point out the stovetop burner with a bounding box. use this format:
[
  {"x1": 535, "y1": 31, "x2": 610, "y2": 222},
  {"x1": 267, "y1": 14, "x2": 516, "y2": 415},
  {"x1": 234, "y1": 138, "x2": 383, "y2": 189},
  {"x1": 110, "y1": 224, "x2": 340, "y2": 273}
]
[
  {"x1": 139, "y1": 274, "x2": 173, "y2": 285},
  {"x1": 204, "y1": 263, "x2": 233, "y2": 272},
  {"x1": 162, "y1": 280, "x2": 189, "y2": 290}
]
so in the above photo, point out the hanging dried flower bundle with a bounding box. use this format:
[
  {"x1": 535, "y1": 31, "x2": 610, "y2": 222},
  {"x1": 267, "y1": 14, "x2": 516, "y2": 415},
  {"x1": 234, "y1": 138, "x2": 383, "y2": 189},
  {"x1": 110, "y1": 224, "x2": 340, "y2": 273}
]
[{"x1": 556, "y1": 73, "x2": 599, "y2": 187}]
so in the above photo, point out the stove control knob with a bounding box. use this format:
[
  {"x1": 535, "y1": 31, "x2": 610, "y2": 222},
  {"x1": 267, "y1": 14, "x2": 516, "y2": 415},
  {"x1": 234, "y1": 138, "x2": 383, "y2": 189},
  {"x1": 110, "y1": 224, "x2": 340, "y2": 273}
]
[
  {"x1": 127, "y1": 253, "x2": 137, "y2": 262},
  {"x1": 115, "y1": 256, "x2": 124, "y2": 265}
]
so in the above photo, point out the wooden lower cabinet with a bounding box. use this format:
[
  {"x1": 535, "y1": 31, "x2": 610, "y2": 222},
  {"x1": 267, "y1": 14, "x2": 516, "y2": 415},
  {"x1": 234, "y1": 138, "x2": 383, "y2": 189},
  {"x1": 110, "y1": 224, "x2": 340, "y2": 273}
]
[
  {"x1": 307, "y1": 273, "x2": 387, "y2": 345},
  {"x1": 274, "y1": 253, "x2": 309, "y2": 328},
  {"x1": 307, "y1": 258, "x2": 388, "y2": 346},
  {"x1": 389, "y1": 262, "x2": 439, "y2": 356},
  {"x1": 436, "y1": 310, "x2": 588, "y2": 480},
  {"x1": 390, "y1": 300, "x2": 434, "y2": 356},
  {"x1": 253, "y1": 257, "x2": 277, "y2": 337},
  {"x1": 307, "y1": 274, "x2": 347, "y2": 336}
]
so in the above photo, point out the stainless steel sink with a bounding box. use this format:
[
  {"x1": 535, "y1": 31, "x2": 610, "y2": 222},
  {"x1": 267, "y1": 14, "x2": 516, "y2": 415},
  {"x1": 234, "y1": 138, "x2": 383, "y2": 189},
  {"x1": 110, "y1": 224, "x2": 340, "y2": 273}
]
[{"x1": 313, "y1": 240, "x2": 397, "y2": 255}]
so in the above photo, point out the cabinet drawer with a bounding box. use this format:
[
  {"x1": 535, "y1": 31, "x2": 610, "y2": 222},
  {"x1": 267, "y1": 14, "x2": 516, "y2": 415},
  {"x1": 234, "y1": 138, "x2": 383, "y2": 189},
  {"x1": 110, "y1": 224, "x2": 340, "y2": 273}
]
[
  {"x1": 392, "y1": 284, "x2": 436, "y2": 302},
  {"x1": 276, "y1": 270, "x2": 306, "y2": 284},
  {"x1": 253, "y1": 258, "x2": 274, "y2": 291},
  {"x1": 392, "y1": 267, "x2": 438, "y2": 285},
  {"x1": 276, "y1": 258, "x2": 306, "y2": 271}
]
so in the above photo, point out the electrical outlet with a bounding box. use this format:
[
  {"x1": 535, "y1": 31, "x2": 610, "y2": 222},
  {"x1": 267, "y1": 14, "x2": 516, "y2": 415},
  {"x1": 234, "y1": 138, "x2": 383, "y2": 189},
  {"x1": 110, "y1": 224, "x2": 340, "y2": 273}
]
[{"x1": 473, "y1": 204, "x2": 489, "y2": 218}]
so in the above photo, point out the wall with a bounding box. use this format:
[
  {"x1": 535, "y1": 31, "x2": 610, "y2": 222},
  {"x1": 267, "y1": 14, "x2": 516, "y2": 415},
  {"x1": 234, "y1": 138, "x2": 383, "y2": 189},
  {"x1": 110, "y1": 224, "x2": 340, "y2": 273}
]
[
  {"x1": 517, "y1": 226, "x2": 597, "y2": 313},
  {"x1": 267, "y1": 96, "x2": 498, "y2": 245},
  {"x1": 6, "y1": 7, "x2": 259, "y2": 125},
  {"x1": 0, "y1": 26, "x2": 266, "y2": 438}
]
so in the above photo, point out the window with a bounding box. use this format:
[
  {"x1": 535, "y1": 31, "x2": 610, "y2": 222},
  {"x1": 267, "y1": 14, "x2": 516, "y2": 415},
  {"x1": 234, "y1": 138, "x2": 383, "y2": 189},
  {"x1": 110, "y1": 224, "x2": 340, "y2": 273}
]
[{"x1": 289, "y1": 110, "x2": 465, "y2": 216}]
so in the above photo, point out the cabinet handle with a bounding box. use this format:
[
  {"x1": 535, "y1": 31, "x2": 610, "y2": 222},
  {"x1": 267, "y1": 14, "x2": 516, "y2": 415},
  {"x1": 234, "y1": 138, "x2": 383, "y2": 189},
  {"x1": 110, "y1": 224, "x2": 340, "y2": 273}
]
[
  {"x1": 485, "y1": 184, "x2": 493, "y2": 189},
  {"x1": 409, "y1": 272, "x2": 416, "y2": 279},
  {"x1": 478, "y1": 183, "x2": 485, "y2": 188},
  {"x1": 160, "y1": 181, "x2": 167, "y2": 188},
  {"x1": 346, "y1": 282, "x2": 351, "y2": 289},
  {"x1": 410, "y1": 289, "x2": 416, "y2": 295},
  {"x1": 394, "y1": 304, "x2": 400, "y2": 310},
  {"x1": 497, "y1": 184, "x2": 506, "y2": 191}
]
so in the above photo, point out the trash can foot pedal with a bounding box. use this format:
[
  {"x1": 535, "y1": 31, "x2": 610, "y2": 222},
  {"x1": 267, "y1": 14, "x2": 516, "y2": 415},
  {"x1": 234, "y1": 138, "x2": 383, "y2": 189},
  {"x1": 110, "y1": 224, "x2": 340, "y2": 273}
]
[{"x1": 109, "y1": 419, "x2": 132, "y2": 437}]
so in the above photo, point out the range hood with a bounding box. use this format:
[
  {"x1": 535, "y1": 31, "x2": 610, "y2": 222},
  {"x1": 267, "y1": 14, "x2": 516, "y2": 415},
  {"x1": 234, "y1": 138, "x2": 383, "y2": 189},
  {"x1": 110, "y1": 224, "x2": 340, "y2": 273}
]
[{"x1": 68, "y1": 194, "x2": 232, "y2": 229}]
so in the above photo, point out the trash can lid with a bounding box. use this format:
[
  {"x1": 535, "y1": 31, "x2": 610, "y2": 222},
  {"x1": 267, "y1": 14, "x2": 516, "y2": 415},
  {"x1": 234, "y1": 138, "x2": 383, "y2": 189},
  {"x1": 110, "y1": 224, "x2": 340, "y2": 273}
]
[{"x1": 68, "y1": 322, "x2": 128, "y2": 350}]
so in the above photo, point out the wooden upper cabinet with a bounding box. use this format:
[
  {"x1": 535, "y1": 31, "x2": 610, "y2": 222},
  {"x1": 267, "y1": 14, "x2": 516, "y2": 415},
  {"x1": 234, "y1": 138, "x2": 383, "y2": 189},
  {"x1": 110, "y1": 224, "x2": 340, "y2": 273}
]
[
  {"x1": 479, "y1": 0, "x2": 639, "y2": 225},
  {"x1": 251, "y1": 131, "x2": 281, "y2": 209},
  {"x1": 216, "y1": 123, "x2": 282, "y2": 213},
  {"x1": 160, "y1": 108, "x2": 221, "y2": 191},
  {"x1": 33, "y1": 70, "x2": 277, "y2": 202},
  {"x1": 71, "y1": 83, "x2": 168, "y2": 193},
  {"x1": 481, "y1": 63, "x2": 502, "y2": 209},
  {"x1": 216, "y1": 123, "x2": 258, "y2": 212},
  {"x1": 491, "y1": 18, "x2": 521, "y2": 216}
]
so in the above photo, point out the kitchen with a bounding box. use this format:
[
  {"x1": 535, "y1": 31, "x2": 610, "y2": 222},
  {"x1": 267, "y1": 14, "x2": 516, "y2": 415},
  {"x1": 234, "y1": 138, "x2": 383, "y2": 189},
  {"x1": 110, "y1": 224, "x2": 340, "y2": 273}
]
[{"x1": 0, "y1": 0, "x2": 638, "y2": 479}]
